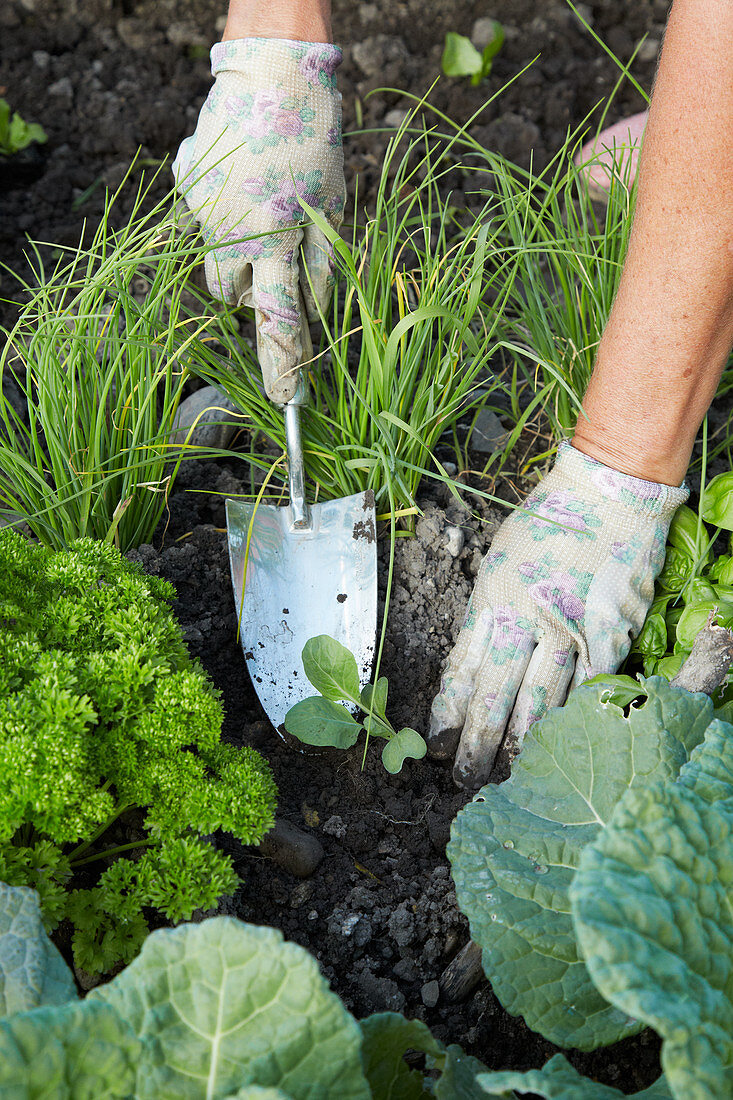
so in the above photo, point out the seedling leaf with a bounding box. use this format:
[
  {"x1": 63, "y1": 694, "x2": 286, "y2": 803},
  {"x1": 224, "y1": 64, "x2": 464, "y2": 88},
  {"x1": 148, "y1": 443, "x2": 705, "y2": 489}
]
[
  {"x1": 361, "y1": 677, "x2": 388, "y2": 717},
  {"x1": 481, "y1": 20, "x2": 505, "y2": 65},
  {"x1": 441, "y1": 33, "x2": 483, "y2": 79},
  {"x1": 284, "y1": 697, "x2": 362, "y2": 748},
  {"x1": 302, "y1": 635, "x2": 360, "y2": 702},
  {"x1": 381, "y1": 728, "x2": 427, "y2": 774}
]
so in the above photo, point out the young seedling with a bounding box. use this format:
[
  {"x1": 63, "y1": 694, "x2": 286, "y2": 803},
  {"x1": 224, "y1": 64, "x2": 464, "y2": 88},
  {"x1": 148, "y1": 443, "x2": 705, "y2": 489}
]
[
  {"x1": 284, "y1": 635, "x2": 427, "y2": 773},
  {"x1": 441, "y1": 23, "x2": 505, "y2": 86},
  {"x1": 0, "y1": 98, "x2": 47, "y2": 156}
]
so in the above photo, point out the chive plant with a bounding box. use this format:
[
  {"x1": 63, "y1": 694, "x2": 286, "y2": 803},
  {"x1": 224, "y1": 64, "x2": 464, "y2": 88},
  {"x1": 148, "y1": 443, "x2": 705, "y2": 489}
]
[
  {"x1": 190, "y1": 123, "x2": 522, "y2": 527},
  {"x1": 0, "y1": 169, "x2": 226, "y2": 551}
]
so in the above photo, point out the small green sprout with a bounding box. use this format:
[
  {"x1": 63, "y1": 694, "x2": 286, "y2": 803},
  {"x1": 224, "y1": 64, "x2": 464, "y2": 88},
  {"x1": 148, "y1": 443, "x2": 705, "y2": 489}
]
[
  {"x1": 441, "y1": 24, "x2": 505, "y2": 86},
  {"x1": 284, "y1": 635, "x2": 427, "y2": 774},
  {"x1": 0, "y1": 98, "x2": 47, "y2": 156}
]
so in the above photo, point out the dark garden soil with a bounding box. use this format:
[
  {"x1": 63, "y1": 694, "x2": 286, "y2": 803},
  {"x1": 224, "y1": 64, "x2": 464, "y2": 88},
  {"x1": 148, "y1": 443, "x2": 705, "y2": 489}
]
[{"x1": 0, "y1": 0, "x2": 676, "y2": 1091}]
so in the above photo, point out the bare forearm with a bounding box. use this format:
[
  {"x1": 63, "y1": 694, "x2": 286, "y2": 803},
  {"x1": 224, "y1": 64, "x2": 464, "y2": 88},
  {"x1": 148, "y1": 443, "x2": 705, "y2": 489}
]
[
  {"x1": 223, "y1": 0, "x2": 332, "y2": 42},
  {"x1": 573, "y1": 0, "x2": 733, "y2": 485}
]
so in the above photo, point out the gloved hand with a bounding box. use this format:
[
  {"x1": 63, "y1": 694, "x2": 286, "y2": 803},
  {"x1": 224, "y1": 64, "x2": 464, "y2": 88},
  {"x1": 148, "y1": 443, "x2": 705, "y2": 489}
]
[
  {"x1": 428, "y1": 441, "x2": 688, "y2": 789},
  {"x1": 173, "y1": 38, "x2": 345, "y2": 403}
]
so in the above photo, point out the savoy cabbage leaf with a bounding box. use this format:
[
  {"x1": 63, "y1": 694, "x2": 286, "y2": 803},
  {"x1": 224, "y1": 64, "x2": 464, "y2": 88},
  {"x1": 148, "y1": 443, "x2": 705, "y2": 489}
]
[
  {"x1": 0, "y1": 999, "x2": 140, "y2": 1098},
  {"x1": 90, "y1": 917, "x2": 371, "y2": 1100},
  {"x1": 359, "y1": 1012, "x2": 488, "y2": 1098},
  {"x1": 448, "y1": 678, "x2": 716, "y2": 1049},
  {"x1": 0, "y1": 891, "x2": 499, "y2": 1099},
  {"x1": 476, "y1": 1053, "x2": 672, "y2": 1098},
  {"x1": 0, "y1": 882, "x2": 76, "y2": 1016},
  {"x1": 221, "y1": 1091, "x2": 291, "y2": 1099},
  {"x1": 572, "y1": 720, "x2": 733, "y2": 1098}
]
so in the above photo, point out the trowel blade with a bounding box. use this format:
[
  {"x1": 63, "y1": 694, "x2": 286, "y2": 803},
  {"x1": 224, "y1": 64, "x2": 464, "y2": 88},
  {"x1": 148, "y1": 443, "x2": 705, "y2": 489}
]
[{"x1": 226, "y1": 491, "x2": 377, "y2": 732}]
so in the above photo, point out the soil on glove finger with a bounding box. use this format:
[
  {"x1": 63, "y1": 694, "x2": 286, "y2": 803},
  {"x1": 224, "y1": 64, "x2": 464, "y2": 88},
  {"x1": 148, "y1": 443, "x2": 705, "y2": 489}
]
[{"x1": 1, "y1": 0, "x2": 670, "y2": 1087}]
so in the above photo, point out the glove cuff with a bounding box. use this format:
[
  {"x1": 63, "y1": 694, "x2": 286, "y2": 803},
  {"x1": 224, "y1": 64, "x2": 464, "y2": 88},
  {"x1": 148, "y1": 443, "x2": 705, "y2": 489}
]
[
  {"x1": 210, "y1": 38, "x2": 342, "y2": 82},
  {"x1": 558, "y1": 440, "x2": 689, "y2": 520}
]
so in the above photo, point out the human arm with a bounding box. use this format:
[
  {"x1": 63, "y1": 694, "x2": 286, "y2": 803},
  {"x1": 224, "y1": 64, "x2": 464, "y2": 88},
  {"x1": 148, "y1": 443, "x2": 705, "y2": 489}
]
[
  {"x1": 428, "y1": 0, "x2": 733, "y2": 789},
  {"x1": 173, "y1": 0, "x2": 342, "y2": 403},
  {"x1": 222, "y1": 0, "x2": 332, "y2": 43},
  {"x1": 574, "y1": 0, "x2": 733, "y2": 484}
]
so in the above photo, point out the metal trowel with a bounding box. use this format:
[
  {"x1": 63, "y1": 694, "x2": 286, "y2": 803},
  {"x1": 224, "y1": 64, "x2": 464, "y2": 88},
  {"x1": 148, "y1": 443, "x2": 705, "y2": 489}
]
[{"x1": 225, "y1": 348, "x2": 377, "y2": 734}]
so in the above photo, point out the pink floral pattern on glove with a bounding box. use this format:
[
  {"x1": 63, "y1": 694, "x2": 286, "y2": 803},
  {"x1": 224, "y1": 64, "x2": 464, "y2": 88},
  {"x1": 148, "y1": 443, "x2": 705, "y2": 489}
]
[
  {"x1": 173, "y1": 37, "x2": 345, "y2": 404},
  {"x1": 428, "y1": 442, "x2": 689, "y2": 789}
]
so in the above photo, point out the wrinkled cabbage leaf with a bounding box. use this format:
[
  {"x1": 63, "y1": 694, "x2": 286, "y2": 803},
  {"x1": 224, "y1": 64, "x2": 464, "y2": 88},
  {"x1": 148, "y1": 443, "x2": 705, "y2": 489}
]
[
  {"x1": 572, "y1": 720, "x2": 733, "y2": 1098},
  {"x1": 448, "y1": 678, "x2": 716, "y2": 1049}
]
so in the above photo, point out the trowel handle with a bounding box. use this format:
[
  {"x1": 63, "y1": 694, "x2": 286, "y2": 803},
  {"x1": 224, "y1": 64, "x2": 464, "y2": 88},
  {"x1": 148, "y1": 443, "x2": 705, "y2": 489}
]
[
  {"x1": 284, "y1": 398, "x2": 310, "y2": 530},
  {"x1": 282, "y1": 295, "x2": 312, "y2": 530}
]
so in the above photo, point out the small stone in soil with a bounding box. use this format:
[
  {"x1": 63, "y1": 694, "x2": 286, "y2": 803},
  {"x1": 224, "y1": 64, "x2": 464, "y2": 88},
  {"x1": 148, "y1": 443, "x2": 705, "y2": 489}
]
[
  {"x1": 256, "y1": 818, "x2": 324, "y2": 878},
  {"x1": 445, "y1": 526, "x2": 465, "y2": 558},
  {"x1": 421, "y1": 979, "x2": 440, "y2": 1008},
  {"x1": 469, "y1": 407, "x2": 509, "y2": 455}
]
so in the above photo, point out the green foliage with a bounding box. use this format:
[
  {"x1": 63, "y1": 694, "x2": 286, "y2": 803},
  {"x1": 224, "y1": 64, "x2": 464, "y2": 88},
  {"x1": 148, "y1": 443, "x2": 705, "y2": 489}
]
[
  {"x1": 627, "y1": 496, "x2": 733, "y2": 693},
  {"x1": 572, "y1": 722, "x2": 733, "y2": 1099},
  {"x1": 0, "y1": 895, "x2": 492, "y2": 1098},
  {"x1": 0, "y1": 883, "x2": 76, "y2": 1015},
  {"x1": 448, "y1": 677, "x2": 716, "y2": 1050},
  {"x1": 0, "y1": 999, "x2": 141, "y2": 1097},
  {"x1": 441, "y1": 25, "x2": 505, "y2": 85},
  {"x1": 0, "y1": 531, "x2": 277, "y2": 974},
  {"x1": 484, "y1": 149, "x2": 636, "y2": 441},
  {"x1": 284, "y1": 636, "x2": 427, "y2": 773},
  {"x1": 360, "y1": 1013, "x2": 488, "y2": 1098},
  {"x1": 701, "y1": 472, "x2": 733, "y2": 531},
  {"x1": 0, "y1": 98, "x2": 47, "y2": 155},
  {"x1": 0, "y1": 164, "x2": 228, "y2": 551},
  {"x1": 476, "y1": 1054, "x2": 672, "y2": 1098},
  {"x1": 189, "y1": 116, "x2": 517, "y2": 527}
]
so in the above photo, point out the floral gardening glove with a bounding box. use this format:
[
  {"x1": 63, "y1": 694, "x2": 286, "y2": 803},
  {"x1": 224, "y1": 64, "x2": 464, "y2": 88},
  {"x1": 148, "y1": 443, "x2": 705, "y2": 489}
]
[
  {"x1": 173, "y1": 38, "x2": 345, "y2": 403},
  {"x1": 428, "y1": 441, "x2": 689, "y2": 789}
]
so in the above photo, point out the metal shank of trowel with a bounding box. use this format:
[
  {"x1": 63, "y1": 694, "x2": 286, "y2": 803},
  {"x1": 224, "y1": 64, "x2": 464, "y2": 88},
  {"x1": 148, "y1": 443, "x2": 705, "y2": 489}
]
[{"x1": 281, "y1": 374, "x2": 310, "y2": 531}]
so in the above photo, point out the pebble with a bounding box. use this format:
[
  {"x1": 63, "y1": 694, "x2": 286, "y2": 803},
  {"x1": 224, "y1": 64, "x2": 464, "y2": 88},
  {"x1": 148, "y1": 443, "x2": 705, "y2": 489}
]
[
  {"x1": 48, "y1": 77, "x2": 74, "y2": 109},
  {"x1": 469, "y1": 407, "x2": 508, "y2": 455},
  {"x1": 167, "y1": 21, "x2": 210, "y2": 49},
  {"x1": 172, "y1": 385, "x2": 244, "y2": 451},
  {"x1": 471, "y1": 17, "x2": 502, "y2": 52},
  {"x1": 341, "y1": 913, "x2": 361, "y2": 937},
  {"x1": 289, "y1": 881, "x2": 314, "y2": 909},
  {"x1": 384, "y1": 109, "x2": 409, "y2": 129},
  {"x1": 637, "y1": 37, "x2": 661, "y2": 62},
  {"x1": 574, "y1": 3, "x2": 594, "y2": 26},
  {"x1": 116, "y1": 18, "x2": 150, "y2": 51},
  {"x1": 421, "y1": 979, "x2": 440, "y2": 1008},
  {"x1": 352, "y1": 35, "x2": 408, "y2": 79},
  {"x1": 445, "y1": 526, "x2": 465, "y2": 558},
  {"x1": 257, "y1": 818, "x2": 324, "y2": 878},
  {"x1": 323, "y1": 814, "x2": 347, "y2": 839},
  {"x1": 73, "y1": 963, "x2": 103, "y2": 992}
]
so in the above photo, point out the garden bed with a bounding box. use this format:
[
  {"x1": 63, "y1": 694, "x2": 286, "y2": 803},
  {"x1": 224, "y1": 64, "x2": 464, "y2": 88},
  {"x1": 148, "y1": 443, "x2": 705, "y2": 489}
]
[
  {"x1": 0, "y1": 0, "x2": 687, "y2": 1092},
  {"x1": 123, "y1": 455, "x2": 662, "y2": 1093}
]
